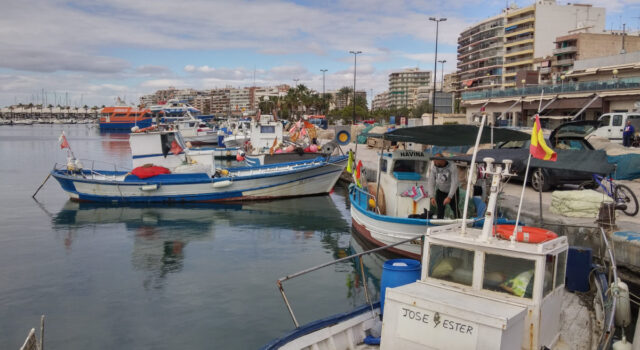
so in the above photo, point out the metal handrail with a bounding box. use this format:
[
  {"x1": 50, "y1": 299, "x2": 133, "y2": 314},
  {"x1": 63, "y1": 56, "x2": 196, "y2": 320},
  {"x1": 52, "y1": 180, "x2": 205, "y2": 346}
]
[{"x1": 276, "y1": 234, "x2": 425, "y2": 328}]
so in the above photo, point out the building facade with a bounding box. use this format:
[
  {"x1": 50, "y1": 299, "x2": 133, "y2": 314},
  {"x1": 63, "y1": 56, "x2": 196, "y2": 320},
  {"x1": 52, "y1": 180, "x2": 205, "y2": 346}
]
[
  {"x1": 372, "y1": 91, "x2": 390, "y2": 111},
  {"x1": 388, "y1": 68, "x2": 432, "y2": 109},
  {"x1": 457, "y1": 0, "x2": 605, "y2": 91}
]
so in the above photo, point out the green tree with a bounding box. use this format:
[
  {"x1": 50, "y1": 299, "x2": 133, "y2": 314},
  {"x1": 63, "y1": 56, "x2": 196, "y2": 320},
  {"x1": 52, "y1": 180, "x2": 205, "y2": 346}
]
[{"x1": 412, "y1": 100, "x2": 433, "y2": 118}]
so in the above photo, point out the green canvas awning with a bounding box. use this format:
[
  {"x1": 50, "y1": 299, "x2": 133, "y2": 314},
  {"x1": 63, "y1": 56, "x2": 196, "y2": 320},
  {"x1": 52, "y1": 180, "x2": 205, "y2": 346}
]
[{"x1": 367, "y1": 125, "x2": 530, "y2": 146}]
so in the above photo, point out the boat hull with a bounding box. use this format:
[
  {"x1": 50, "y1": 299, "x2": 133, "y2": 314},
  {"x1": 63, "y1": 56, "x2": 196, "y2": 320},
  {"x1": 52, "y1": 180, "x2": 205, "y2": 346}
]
[
  {"x1": 99, "y1": 118, "x2": 153, "y2": 131},
  {"x1": 52, "y1": 156, "x2": 347, "y2": 203}
]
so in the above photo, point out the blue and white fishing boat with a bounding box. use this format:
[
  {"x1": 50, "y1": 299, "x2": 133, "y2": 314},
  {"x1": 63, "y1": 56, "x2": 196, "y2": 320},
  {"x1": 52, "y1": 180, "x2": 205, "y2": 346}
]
[
  {"x1": 263, "y1": 122, "x2": 625, "y2": 350},
  {"x1": 349, "y1": 124, "x2": 530, "y2": 259},
  {"x1": 50, "y1": 130, "x2": 347, "y2": 203}
]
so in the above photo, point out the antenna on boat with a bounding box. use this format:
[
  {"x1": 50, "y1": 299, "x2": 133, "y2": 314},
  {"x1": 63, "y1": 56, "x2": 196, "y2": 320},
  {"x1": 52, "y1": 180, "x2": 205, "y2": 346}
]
[{"x1": 460, "y1": 113, "x2": 487, "y2": 234}]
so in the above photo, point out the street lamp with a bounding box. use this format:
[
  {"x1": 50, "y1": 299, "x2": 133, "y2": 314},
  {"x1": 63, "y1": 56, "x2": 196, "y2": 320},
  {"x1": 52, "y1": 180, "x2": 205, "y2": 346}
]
[
  {"x1": 320, "y1": 69, "x2": 328, "y2": 115},
  {"x1": 521, "y1": 79, "x2": 526, "y2": 95},
  {"x1": 438, "y1": 59, "x2": 447, "y2": 92},
  {"x1": 349, "y1": 50, "x2": 362, "y2": 125},
  {"x1": 430, "y1": 17, "x2": 447, "y2": 125},
  {"x1": 560, "y1": 75, "x2": 566, "y2": 92}
]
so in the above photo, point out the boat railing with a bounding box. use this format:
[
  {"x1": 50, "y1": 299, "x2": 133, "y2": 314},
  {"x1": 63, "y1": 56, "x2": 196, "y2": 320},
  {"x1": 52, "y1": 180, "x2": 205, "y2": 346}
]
[
  {"x1": 276, "y1": 233, "x2": 425, "y2": 328},
  {"x1": 597, "y1": 227, "x2": 617, "y2": 349},
  {"x1": 54, "y1": 159, "x2": 130, "y2": 180}
]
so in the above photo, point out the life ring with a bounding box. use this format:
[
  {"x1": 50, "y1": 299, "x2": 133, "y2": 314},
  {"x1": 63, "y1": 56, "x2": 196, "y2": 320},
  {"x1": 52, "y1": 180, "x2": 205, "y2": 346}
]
[{"x1": 494, "y1": 225, "x2": 558, "y2": 243}]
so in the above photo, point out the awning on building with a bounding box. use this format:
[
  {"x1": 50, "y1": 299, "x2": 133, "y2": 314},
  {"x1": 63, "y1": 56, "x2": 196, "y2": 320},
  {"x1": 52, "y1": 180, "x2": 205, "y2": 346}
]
[
  {"x1": 523, "y1": 95, "x2": 557, "y2": 102},
  {"x1": 598, "y1": 90, "x2": 640, "y2": 97},
  {"x1": 557, "y1": 92, "x2": 598, "y2": 99},
  {"x1": 536, "y1": 115, "x2": 574, "y2": 119}
]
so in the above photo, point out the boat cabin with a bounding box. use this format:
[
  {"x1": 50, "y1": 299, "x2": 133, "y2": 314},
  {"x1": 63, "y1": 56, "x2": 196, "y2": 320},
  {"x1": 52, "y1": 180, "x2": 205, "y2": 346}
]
[
  {"x1": 377, "y1": 150, "x2": 430, "y2": 217},
  {"x1": 249, "y1": 115, "x2": 283, "y2": 152},
  {"x1": 381, "y1": 224, "x2": 568, "y2": 350},
  {"x1": 129, "y1": 131, "x2": 216, "y2": 174}
]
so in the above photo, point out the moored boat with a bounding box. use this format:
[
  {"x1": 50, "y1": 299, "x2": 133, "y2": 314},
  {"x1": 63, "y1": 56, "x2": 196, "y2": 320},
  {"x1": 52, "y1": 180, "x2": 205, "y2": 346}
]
[
  {"x1": 99, "y1": 106, "x2": 153, "y2": 131},
  {"x1": 50, "y1": 129, "x2": 347, "y2": 203}
]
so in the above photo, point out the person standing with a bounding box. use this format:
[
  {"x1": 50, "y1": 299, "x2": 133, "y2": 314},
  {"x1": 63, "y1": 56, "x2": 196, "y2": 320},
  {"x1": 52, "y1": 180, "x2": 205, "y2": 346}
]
[
  {"x1": 427, "y1": 154, "x2": 460, "y2": 219},
  {"x1": 623, "y1": 120, "x2": 635, "y2": 147}
]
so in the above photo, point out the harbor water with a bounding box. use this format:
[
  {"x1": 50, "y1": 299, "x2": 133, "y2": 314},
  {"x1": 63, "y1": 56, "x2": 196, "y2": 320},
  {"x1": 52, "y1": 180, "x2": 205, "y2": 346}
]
[{"x1": 0, "y1": 125, "x2": 383, "y2": 349}]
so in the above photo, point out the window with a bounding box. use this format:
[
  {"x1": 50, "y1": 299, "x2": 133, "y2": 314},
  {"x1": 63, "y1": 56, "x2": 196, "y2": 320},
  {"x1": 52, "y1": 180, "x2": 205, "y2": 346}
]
[
  {"x1": 392, "y1": 160, "x2": 427, "y2": 174},
  {"x1": 380, "y1": 159, "x2": 388, "y2": 172},
  {"x1": 613, "y1": 115, "x2": 623, "y2": 126},
  {"x1": 544, "y1": 255, "x2": 555, "y2": 297},
  {"x1": 483, "y1": 254, "x2": 535, "y2": 298},
  {"x1": 555, "y1": 251, "x2": 567, "y2": 289},
  {"x1": 600, "y1": 115, "x2": 611, "y2": 126},
  {"x1": 428, "y1": 245, "x2": 474, "y2": 286},
  {"x1": 260, "y1": 125, "x2": 276, "y2": 133}
]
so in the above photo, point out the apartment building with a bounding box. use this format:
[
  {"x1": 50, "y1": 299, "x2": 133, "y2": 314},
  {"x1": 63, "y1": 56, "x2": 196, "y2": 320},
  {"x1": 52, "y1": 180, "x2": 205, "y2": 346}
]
[
  {"x1": 388, "y1": 68, "x2": 432, "y2": 109},
  {"x1": 372, "y1": 91, "x2": 389, "y2": 111},
  {"x1": 502, "y1": 0, "x2": 605, "y2": 87},
  {"x1": 457, "y1": 13, "x2": 505, "y2": 92},
  {"x1": 210, "y1": 89, "x2": 231, "y2": 115},
  {"x1": 192, "y1": 96, "x2": 212, "y2": 115},
  {"x1": 549, "y1": 32, "x2": 640, "y2": 79},
  {"x1": 457, "y1": 0, "x2": 605, "y2": 90}
]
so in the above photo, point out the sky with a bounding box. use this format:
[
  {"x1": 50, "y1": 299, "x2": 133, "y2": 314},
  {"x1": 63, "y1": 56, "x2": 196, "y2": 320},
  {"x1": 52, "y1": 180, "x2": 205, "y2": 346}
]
[{"x1": 1, "y1": 0, "x2": 639, "y2": 107}]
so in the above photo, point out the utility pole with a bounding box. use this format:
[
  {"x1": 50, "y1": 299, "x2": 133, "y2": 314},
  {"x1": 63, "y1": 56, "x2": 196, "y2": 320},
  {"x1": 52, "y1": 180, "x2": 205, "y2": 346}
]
[
  {"x1": 349, "y1": 50, "x2": 362, "y2": 124},
  {"x1": 320, "y1": 69, "x2": 328, "y2": 115},
  {"x1": 429, "y1": 17, "x2": 447, "y2": 125}
]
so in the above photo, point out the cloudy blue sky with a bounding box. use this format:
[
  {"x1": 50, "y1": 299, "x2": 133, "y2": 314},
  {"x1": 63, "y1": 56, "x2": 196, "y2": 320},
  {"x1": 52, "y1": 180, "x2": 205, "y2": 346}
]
[{"x1": 0, "y1": 0, "x2": 638, "y2": 107}]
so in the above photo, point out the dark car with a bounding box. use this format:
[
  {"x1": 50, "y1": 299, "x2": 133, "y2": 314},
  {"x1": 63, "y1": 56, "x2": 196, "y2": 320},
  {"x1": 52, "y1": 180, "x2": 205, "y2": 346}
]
[{"x1": 496, "y1": 121, "x2": 601, "y2": 191}]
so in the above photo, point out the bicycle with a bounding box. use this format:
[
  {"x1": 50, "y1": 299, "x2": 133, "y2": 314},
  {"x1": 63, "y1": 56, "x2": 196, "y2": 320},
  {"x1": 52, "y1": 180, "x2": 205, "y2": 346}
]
[{"x1": 580, "y1": 174, "x2": 639, "y2": 216}]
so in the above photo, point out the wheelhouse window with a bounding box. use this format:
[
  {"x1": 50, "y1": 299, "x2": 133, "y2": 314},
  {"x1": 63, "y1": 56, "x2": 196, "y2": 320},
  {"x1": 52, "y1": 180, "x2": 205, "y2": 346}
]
[
  {"x1": 483, "y1": 254, "x2": 535, "y2": 298},
  {"x1": 392, "y1": 159, "x2": 427, "y2": 174},
  {"x1": 380, "y1": 159, "x2": 388, "y2": 172},
  {"x1": 260, "y1": 125, "x2": 276, "y2": 133},
  {"x1": 544, "y1": 254, "x2": 555, "y2": 297},
  {"x1": 555, "y1": 251, "x2": 567, "y2": 289},
  {"x1": 428, "y1": 244, "x2": 474, "y2": 286}
]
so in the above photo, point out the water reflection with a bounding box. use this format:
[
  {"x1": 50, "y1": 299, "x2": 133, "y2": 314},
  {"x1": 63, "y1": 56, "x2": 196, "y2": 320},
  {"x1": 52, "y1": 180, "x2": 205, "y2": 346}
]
[{"x1": 52, "y1": 194, "x2": 351, "y2": 290}]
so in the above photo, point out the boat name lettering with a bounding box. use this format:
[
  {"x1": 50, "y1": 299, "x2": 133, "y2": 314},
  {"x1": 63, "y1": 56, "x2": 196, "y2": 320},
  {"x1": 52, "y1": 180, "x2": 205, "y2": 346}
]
[
  {"x1": 400, "y1": 307, "x2": 474, "y2": 335},
  {"x1": 399, "y1": 151, "x2": 425, "y2": 157},
  {"x1": 401, "y1": 307, "x2": 430, "y2": 324}
]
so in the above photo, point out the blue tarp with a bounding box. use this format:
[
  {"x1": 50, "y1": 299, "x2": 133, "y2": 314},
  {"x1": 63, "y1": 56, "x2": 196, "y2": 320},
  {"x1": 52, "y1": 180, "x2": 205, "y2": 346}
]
[{"x1": 608, "y1": 154, "x2": 640, "y2": 180}]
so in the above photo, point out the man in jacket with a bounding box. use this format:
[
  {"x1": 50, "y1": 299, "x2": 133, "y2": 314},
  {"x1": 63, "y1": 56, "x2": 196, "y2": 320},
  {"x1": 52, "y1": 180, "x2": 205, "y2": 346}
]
[
  {"x1": 427, "y1": 154, "x2": 460, "y2": 219},
  {"x1": 623, "y1": 120, "x2": 635, "y2": 147}
]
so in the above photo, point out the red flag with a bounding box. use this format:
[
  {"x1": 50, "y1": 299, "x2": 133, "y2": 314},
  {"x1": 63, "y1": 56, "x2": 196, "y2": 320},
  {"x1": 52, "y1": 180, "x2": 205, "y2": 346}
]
[
  {"x1": 170, "y1": 140, "x2": 183, "y2": 155},
  {"x1": 59, "y1": 133, "x2": 69, "y2": 149},
  {"x1": 530, "y1": 115, "x2": 557, "y2": 161}
]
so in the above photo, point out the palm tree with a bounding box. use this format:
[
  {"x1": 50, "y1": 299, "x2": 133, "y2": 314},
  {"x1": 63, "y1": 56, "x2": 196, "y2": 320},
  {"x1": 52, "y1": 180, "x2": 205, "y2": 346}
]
[{"x1": 336, "y1": 87, "x2": 353, "y2": 109}]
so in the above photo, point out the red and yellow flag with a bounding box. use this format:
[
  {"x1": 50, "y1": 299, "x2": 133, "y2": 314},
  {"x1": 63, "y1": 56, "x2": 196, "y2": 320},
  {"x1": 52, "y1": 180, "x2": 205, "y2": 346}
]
[{"x1": 530, "y1": 115, "x2": 557, "y2": 161}]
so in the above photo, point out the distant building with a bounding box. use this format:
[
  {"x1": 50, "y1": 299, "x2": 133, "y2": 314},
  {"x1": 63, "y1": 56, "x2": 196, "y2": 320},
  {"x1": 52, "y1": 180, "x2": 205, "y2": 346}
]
[
  {"x1": 192, "y1": 96, "x2": 212, "y2": 115},
  {"x1": 210, "y1": 89, "x2": 231, "y2": 115},
  {"x1": 388, "y1": 68, "x2": 432, "y2": 109},
  {"x1": 329, "y1": 90, "x2": 366, "y2": 110},
  {"x1": 372, "y1": 91, "x2": 390, "y2": 111}
]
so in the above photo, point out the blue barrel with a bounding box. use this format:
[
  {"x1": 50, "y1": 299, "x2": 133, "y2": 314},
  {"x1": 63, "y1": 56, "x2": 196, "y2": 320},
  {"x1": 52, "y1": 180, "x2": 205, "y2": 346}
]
[
  {"x1": 566, "y1": 246, "x2": 592, "y2": 292},
  {"x1": 380, "y1": 259, "x2": 421, "y2": 315}
]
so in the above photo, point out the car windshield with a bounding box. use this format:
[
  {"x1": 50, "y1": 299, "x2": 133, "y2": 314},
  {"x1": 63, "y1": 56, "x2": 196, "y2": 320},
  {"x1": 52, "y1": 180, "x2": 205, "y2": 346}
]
[{"x1": 553, "y1": 123, "x2": 599, "y2": 138}]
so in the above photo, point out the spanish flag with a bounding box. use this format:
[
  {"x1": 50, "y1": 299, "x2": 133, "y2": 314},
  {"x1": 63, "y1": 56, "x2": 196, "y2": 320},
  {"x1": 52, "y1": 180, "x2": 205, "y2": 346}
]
[{"x1": 530, "y1": 115, "x2": 557, "y2": 161}]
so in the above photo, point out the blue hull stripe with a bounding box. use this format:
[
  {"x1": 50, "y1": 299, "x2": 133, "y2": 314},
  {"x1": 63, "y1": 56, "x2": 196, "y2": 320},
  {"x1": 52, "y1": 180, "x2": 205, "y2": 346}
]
[{"x1": 99, "y1": 119, "x2": 153, "y2": 130}]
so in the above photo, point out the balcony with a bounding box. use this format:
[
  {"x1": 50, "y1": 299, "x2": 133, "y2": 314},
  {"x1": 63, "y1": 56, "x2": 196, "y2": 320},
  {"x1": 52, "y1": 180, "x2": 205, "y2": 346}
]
[
  {"x1": 553, "y1": 46, "x2": 577, "y2": 55},
  {"x1": 539, "y1": 67, "x2": 552, "y2": 74},
  {"x1": 461, "y1": 77, "x2": 640, "y2": 100},
  {"x1": 503, "y1": 58, "x2": 534, "y2": 68},
  {"x1": 553, "y1": 58, "x2": 574, "y2": 67}
]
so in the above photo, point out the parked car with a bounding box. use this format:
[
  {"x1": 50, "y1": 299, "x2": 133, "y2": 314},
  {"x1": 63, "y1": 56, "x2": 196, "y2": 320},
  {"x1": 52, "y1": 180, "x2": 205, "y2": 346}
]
[{"x1": 496, "y1": 121, "x2": 600, "y2": 191}]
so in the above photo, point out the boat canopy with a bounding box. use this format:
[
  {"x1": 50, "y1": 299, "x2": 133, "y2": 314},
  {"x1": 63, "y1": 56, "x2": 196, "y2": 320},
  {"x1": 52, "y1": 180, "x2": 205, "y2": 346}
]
[
  {"x1": 367, "y1": 125, "x2": 530, "y2": 146},
  {"x1": 449, "y1": 148, "x2": 615, "y2": 175}
]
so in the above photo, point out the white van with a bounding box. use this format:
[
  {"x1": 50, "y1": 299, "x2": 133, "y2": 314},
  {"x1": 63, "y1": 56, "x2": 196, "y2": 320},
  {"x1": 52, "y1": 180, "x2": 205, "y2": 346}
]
[{"x1": 592, "y1": 113, "x2": 640, "y2": 142}]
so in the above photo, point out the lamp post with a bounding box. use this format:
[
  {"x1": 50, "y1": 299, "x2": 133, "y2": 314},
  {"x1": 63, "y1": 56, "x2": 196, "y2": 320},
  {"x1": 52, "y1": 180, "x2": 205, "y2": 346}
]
[
  {"x1": 349, "y1": 50, "x2": 362, "y2": 125},
  {"x1": 560, "y1": 74, "x2": 565, "y2": 92},
  {"x1": 613, "y1": 69, "x2": 619, "y2": 88},
  {"x1": 429, "y1": 17, "x2": 447, "y2": 125},
  {"x1": 521, "y1": 79, "x2": 526, "y2": 95},
  {"x1": 320, "y1": 69, "x2": 328, "y2": 115},
  {"x1": 438, "y1": 59, "x2": 446, "y2": 92}
]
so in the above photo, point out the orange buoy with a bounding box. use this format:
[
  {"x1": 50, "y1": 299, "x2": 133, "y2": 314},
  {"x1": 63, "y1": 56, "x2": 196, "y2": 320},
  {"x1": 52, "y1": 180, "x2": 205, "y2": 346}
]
[{"x1": 494, "y1": 225, "x2": 558, "y2": 243}]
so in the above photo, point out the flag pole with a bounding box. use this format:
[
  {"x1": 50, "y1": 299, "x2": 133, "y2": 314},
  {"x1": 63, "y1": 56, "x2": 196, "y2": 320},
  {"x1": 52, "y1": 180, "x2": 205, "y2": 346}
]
[{"x1": 513, "y1": 152, "x2": 531, "y2": 237}]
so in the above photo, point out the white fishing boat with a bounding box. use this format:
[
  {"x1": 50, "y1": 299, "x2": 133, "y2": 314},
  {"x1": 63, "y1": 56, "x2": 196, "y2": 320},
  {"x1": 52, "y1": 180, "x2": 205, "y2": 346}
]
[
  {"x1": 222, "y1": 119, "x2": 251, "y2": 148},
  {"x1": 243, "y1": 115, "x2": 325, "y2": 166},
  {"x1": 50, "y1": 129, "x2": 347, "y2": 203},
  {"x1": 171, "y1": 116, "x2": 219, "y2": 145},
  {"x1": 263, "y1": 121, "x2": 628, "y2": 350}
]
